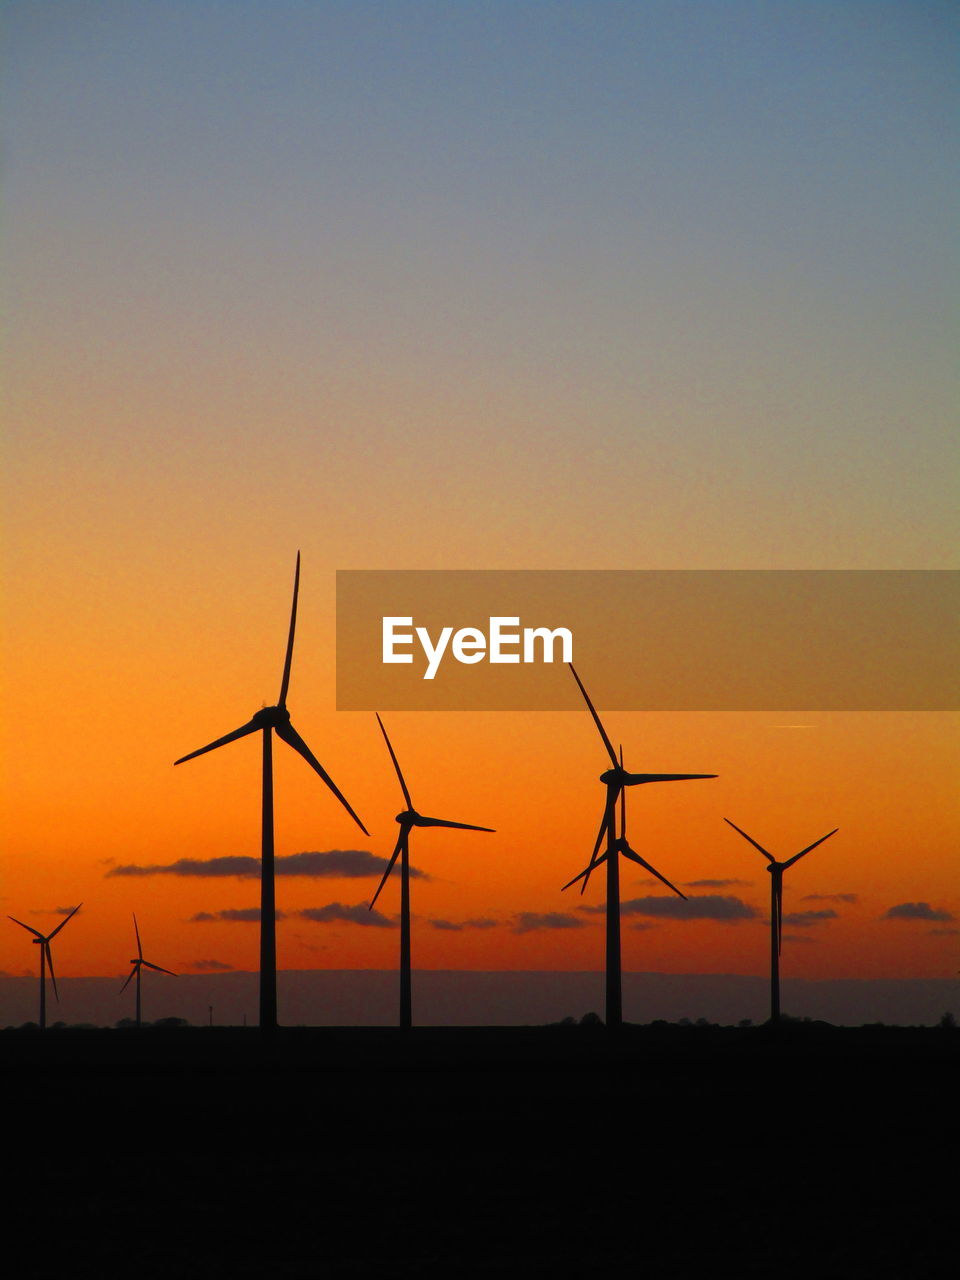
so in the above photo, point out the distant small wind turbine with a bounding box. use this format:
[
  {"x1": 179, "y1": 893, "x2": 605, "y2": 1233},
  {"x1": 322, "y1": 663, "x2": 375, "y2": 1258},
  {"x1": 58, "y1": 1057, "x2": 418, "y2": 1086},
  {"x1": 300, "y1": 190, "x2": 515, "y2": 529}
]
[
  {"x1": 724, "y1": 818, "x2": 838, "y2": 1024},
  {"x1": 8, "y1": 903, "x2": 82, "y2": 1029},
  {"x1": 175, "y1": 553, "x2": 368, "y2": 1031},
  {"x1": 370, "y1": 714, "x2": 494, "y2": 1029},
  {"x1": 564, "y1": 665, "x2": 715, "y2": 1032},
  {"x1": 120, "y1": 914, "x2": 176, "y2": 1027}
]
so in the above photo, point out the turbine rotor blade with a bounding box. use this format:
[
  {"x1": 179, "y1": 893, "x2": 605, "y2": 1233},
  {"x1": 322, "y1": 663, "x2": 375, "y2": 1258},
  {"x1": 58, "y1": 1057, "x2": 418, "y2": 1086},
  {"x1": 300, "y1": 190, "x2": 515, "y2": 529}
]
[
  {"x1": 119, "y1": 966, "x2": 137, "y2": 994},
  {"x1": 581, "y1": 790, "x2": 616, "y2": 895},
  {"x1": 414, "y1": 816, "x2": 495, "y2": 832},
  {"x1": 8, "y1": 916, "x2": 45, "y2": 940},
  {"x1": 275, "y1": 719, "x2": 369, "y2": 836},
  {"x1": 619, "y1": 747, "x2": 626, "y2": 840},
  {"x1": 278, "y1": 550, "x2": 300, "y2": 708},
  {"x1": 376, "y1": 714, "x2": 413, "y2": 809},
  {"x1": 133, "y1": 913, "x2": 143, "y2": 960},
  {"x1": 370, "y1": 834, "x2": 404, "y2": 910},
  {"x1": 624, "y1": 773, "x2": 717, "y2": 784},
  {"x1": 174, "y1": 718, "x2": 261, "y2": 766},
  {"x1": 620, "y1": 844, "x2": 687, "y2": 900},
  {"x1": 47, "y1": 902, "x2": 82, "y2": 941},
  {"x1": 782, "y1": 828, "x2": 839, "y2": 870},
  {"x1": 723, "y1": 818, "x2": 775, "y2": 864},
  {"x1": 562, "y1": 850, "x2": 610, "y2": 892},
  {"x1": 568, "y1": 664, "x2": 618, "y2": 768},
  {"x1": 45, "y1": 943, "x2": 59, "y2": 1001},
  {"x1": 141, "y1": 961, "x2": 177, "y2": 976},
  {"x1": 591, "y1": 803, "x2": 611, "y2": 863}
]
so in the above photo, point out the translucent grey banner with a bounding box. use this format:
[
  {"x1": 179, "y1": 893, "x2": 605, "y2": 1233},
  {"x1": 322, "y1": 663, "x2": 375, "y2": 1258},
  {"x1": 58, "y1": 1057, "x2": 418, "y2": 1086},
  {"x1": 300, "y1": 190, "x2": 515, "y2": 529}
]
[{"x1": 336, "y1": 570, "x2": 958, "y2": 711}]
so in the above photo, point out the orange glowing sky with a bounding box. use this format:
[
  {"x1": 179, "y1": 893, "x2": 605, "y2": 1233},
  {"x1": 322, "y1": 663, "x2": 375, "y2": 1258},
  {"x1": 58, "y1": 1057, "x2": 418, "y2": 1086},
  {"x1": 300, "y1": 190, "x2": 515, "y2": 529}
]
[{"x1": 2, "y1": 4, "x2": 957, "y2": 988}]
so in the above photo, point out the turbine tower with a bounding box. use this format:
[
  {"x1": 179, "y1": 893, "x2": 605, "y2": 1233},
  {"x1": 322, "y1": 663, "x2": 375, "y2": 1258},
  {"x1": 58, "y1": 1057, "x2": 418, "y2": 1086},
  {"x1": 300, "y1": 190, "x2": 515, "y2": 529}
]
[
  {"x1": 120, "y1": 914, "x2": 176, "y2": 1027},
  {"x1": 564, "y1": 665, "x2": 715, "y2": 1032},
  {"x1": 724, "y1": 818, "x2": 837, "y2": 1024},
  {"x1": 370, "y1": 714, "x2": 494, "y2": 1030},
  {"x1": 175, "y1": 553, "x2": 368, "y2": 1031},
  {"x1": 7, "y1": 903, "x2": 82, "y2": 1029}
]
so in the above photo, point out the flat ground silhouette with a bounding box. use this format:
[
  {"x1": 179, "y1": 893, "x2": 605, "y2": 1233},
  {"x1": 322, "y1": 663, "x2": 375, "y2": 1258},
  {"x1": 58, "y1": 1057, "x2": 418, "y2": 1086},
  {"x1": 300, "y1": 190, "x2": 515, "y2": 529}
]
[{"x1": 2, "y1": 1022, "x2": 954, "y2": 1277}]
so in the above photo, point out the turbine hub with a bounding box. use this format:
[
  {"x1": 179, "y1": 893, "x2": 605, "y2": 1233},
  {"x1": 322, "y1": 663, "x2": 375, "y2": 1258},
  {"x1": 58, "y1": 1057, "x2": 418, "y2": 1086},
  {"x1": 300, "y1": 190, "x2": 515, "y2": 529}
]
[
  {"x1": 252, "y1": 705, "x2": 291, "y2": 728},
  {"x1": 397, "y1": 809, "x2": 418, "y2": 825},
  {"x1": 599, "y1": 766, "x2": 628, "y2": 786}
]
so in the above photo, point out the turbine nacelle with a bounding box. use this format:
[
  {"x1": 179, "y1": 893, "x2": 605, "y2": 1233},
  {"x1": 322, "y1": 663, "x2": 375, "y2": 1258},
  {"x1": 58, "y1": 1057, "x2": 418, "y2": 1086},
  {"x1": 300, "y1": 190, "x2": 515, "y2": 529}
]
[
  {"x1": 251, "y1": 705, "x2": 291, "y2": 729},
  {"x1": 599, "y1": 766, "x2": 630, "y2": 787}
]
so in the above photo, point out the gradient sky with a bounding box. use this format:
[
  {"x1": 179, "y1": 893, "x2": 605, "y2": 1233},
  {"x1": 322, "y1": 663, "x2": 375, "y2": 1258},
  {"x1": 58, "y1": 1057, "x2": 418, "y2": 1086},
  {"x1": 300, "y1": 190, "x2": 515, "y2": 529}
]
[{"x1": 2, "y1": 2, "x2": 957, "y2": 994}]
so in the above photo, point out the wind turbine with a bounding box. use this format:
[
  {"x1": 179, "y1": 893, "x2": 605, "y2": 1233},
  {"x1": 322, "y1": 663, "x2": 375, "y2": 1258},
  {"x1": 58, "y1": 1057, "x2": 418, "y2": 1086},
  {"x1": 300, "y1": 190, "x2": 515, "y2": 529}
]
[
  {"x1": 724, "y1": 818, "x2": 837, "y2": 1024},
  {"x1": 564, "y1": 748, "x2": 689, "y2": 900},
  {"x1": 175, "y1": 552, "x2": 368, "y2": 1031},
  {"x1": 119, "y1": 914, "x2": 176, "y2": 1027},
  {"x1": 370, "y1": 714, "x2": 494, "y2": 1029},
  {"x1": 563, "y1": 665, "x2": 715, "y2": 1032},
  {"x1": 7, "y1": 903, "x2": 82, "y2": 1029}
]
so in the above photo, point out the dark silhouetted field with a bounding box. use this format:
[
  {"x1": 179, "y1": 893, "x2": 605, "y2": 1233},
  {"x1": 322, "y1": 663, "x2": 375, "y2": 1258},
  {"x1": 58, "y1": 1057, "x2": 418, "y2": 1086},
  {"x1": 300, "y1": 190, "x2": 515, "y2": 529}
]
[{"x1": 3, "y1": 1022, "x2": 954, "y2": 1277}]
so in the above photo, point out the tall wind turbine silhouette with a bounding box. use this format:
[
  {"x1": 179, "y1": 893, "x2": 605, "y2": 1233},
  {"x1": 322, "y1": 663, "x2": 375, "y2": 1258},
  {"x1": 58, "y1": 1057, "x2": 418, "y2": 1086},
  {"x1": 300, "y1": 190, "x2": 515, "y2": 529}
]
[
  {"x1": 564, "y1": 665, "x2": 715, "y2": 1032},
  {"x1": 175, "y1": 553, "x2": 368, "y2": 1031},
  {"x1": 370, "y1": 714, "x2": 494, "y2": 1029},
  {"x1": 7, "y1": 903, "x2": 82, "y2": 1029},
  {"x1": 120, "y1": 914, "x2": 176, "y2": 1027},
  {"x1": 724, "y1": 818, "x2": 837, "y2": 1024}
]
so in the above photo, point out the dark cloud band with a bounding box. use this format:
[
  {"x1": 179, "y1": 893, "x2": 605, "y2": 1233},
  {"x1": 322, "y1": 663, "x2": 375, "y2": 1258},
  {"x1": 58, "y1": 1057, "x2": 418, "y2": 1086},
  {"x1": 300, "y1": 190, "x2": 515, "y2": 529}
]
[{"x1": 108, "y1": 849, "x2": 427, "y2": 880}]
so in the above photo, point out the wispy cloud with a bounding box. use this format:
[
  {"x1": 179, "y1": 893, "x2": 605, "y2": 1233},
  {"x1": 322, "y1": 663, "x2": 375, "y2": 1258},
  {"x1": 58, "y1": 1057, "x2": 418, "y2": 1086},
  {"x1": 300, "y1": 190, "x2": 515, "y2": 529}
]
[
  {"x1": 299, "y1": 903, "x2": 396, "y2": 928},
  {"x1": 117, "y1": 857, "x2": 262, "y2": 879},
  {"x1": 685, "y1": 879, "x2": 752, "y2": 888},
  {"x1": 429, "y1": 918, "x2": 499, "y2": 932},
  {"x1": 283, "y1": 851, "x2": 429, "y2": 879},
  {"x1": 511, "y1": 912, "x2": 588, "y2": 934},
  {"x1": 883, "y1": 902, "x2": 955, "y2": 923},
  {"x1": 189, "y1": 908, "x2": 286, "y2": 923},
  {"x1": 107, "y1": 850, "x2": 427, "y2": 880},
  {"x1": 781, "y1": 909, "x2": 838, "y2": 927},
  {"x1": 583, "y1": 895, "x2": 759, "y2": 923},
  {"x1": 801, "y1": 892, "x2": 858, "y2": 904}
]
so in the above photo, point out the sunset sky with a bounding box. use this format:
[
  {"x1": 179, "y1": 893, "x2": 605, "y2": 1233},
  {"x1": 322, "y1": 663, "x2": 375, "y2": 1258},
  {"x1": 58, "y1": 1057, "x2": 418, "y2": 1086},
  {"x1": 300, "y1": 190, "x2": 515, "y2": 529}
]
[{"x1": 3, "y1": 2, "x2": 957, "y2": 997}]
